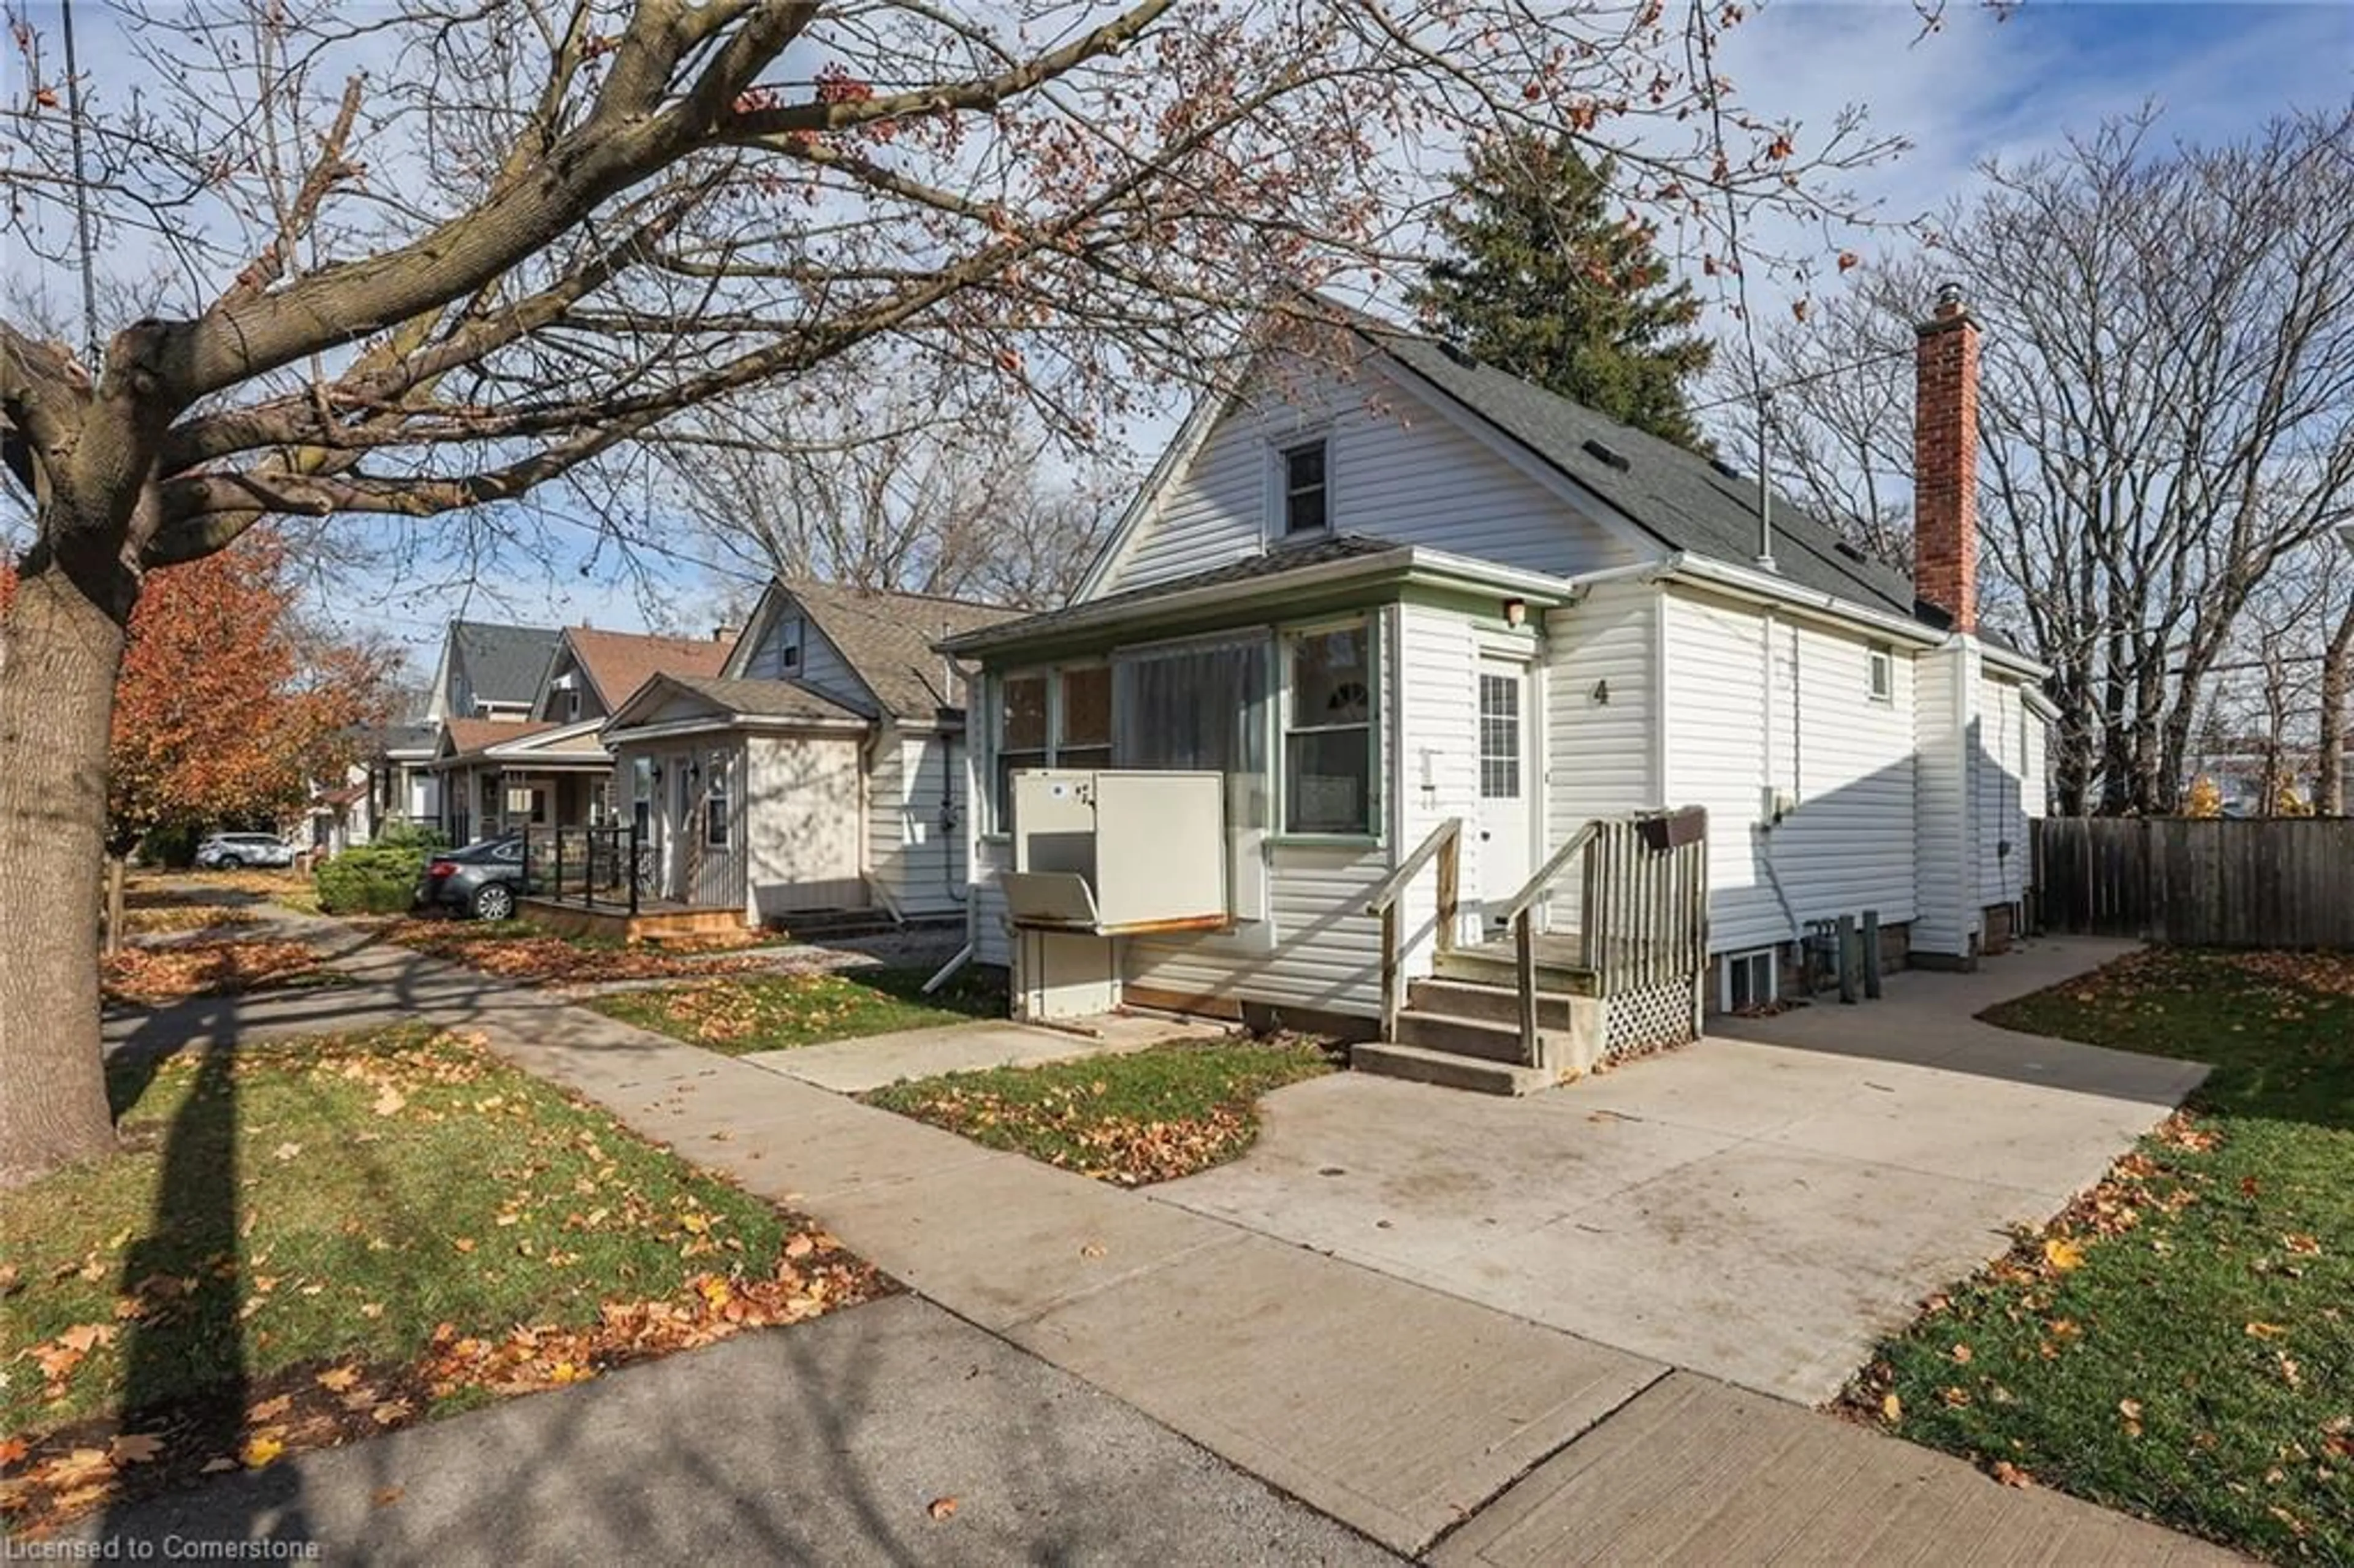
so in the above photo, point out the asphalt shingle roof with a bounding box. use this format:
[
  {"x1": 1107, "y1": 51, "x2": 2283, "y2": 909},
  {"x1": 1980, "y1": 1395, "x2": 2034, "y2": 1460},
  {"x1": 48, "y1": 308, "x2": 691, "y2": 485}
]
[
  {"x1": 781, "y1": 579, "x2": 1023, "y2": 720},
  {"x1": 563, "y1": 626, "x2": 736, "y2": 709},
  {"x1": 649, "y1": 674, "x2": 868, "y2": 725},
  {"x1": 452, "y1": 621, "x2": 563, "y2": 709},
  {"x1": 940, "y1": 535, "x2": 1401, "y2": 653},
  {"x1": 1360, "y1": 323, "x2": 1923, "y2": 618}
]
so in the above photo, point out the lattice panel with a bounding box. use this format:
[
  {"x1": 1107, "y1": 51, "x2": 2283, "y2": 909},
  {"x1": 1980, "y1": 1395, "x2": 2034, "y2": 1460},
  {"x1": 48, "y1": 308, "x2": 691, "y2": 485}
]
[{"x1": 1606, "y1": 979, "x2": 1699, "y2": 1058}]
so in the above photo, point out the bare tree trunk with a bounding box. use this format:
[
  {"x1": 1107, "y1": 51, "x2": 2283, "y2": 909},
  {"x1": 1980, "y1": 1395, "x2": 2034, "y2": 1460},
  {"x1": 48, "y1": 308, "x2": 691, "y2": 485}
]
[
  {"x1": 2318, "y1": 602, "x2": 2354, "y2": 816},
  {"x1": 0, "y1": 552, "x2": 131, "y2": 1184}
]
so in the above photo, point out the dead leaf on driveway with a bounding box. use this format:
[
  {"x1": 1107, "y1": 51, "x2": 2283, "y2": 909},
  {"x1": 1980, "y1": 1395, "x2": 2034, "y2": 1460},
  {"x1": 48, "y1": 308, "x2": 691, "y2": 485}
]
[{"x1": 927, "y1": 1496, "x2": 959, "y2": 1521}]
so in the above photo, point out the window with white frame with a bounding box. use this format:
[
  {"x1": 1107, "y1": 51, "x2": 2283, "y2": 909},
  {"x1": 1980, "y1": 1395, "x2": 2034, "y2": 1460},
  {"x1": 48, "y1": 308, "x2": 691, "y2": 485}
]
[
  {"x1": 1867, "y1": 643, "x2": 1894, "y2": 703},
  {"x1": 703, "y1": 753, "x2": 730, "y2": 847},
  {"x1": 1279, "y1": 439, "x2": 1329, "y2": 538},
  {"x1": 1282, "y1": 620, "x2": 1375, "y2": 835},
  {"x1": 994, "y1": 672, "x2": 1050, "y2": 825},
  {"x1": 1478, "y1": 673, "x2": 1522, "y2": 799},
  {"x1": 1723, "y1": 948, "x2": 1777, "y2": 1012}
]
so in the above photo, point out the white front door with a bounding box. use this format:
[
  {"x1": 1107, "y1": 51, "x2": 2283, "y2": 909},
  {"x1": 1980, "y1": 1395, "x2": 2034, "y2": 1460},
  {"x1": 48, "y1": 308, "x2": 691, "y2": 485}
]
[{"x1": 1476, "y1": 658, "x2": 1534, "y2": 924}]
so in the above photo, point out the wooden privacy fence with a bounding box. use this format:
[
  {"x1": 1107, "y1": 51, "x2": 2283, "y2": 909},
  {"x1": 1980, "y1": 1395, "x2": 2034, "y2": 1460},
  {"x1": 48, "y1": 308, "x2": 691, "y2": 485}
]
[{"x1": 2035, "y1": 816, "x2": 2354, "y2": 949}]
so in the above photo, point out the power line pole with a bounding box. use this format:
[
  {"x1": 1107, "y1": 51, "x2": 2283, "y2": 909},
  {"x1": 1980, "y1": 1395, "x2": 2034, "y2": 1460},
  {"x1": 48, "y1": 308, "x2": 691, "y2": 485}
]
[{"x1": 61, "y1": 0, "x2": 101, "y2": 368}]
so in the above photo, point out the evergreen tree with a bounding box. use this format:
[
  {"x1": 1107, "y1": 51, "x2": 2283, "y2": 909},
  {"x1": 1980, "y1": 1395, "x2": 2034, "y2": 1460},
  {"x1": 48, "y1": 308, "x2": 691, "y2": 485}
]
[{"x1": 1412, "y1": 132, "x2": 1714, "y2": 449}]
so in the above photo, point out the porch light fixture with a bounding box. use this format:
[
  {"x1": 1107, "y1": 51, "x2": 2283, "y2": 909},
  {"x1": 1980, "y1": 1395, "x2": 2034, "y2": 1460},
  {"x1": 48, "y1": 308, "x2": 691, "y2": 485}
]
[{"x1": 1502, "y1": 597, "x2": 1528, "y2": 628}]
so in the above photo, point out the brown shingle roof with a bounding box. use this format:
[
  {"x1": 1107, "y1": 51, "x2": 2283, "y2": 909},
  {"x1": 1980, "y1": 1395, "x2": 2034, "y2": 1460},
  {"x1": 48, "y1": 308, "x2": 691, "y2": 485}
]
[
  {"x1": 441, "y1": 717, "x2": 553, "y2": 756},
  {"x1": 660, "y1": 674, "x2": 867, "y2": 723},
  {"x1": 782, "y1": 578, "x2": 1021, "y2": 721},
  {"x1": 565, "y1": 626, "x2": 736, "y2": 709}
]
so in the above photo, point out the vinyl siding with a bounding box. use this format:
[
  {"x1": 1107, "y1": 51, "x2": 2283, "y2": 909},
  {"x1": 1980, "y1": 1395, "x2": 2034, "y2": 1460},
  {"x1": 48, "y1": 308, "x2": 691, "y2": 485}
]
[
  {"x1": 744, "y1": 733, "x2": 866, "y2": 915},
  {"x1": 1394, "y1": 601, "x2": 1487, "y2": 958},
  {"x1": 1661, "y1": 589, "x2": 1787, "y2": 953},
  {"x1": 740, "y1": 604, "x2": 868, "y2": 713},
  {"x1": 1121, "y1": 842, "x2": 1392, "y2": 1017},
  {"x1": 973, "y1": 837, "x2": 1012, "y2": 967},
  {"x1": 1764, "y1": 619, "x2": 1918, "y2": 926},
  {"x1": 1545, "y1": 583, "x2": 1659, "y2": 820},
  {"x1": 1102, "y1": 351, "x2": 1639, "y2": 594},
  {"x1": 1975, "y1": 676, "x2": 2033, "y2": 912},
  {"x1": 1912, "y1": 641, "x2": 1979, "y2": 956},
  {"x1": 870, "y1": 728, "x2": 969, "y2": 918}
]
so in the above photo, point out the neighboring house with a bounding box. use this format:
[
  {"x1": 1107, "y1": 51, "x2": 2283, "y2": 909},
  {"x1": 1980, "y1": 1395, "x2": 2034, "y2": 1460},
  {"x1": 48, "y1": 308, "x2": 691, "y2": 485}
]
[
  {"x1": 420, "y1": 623, "x2": 744, "y2": 844},
  {"x1": 308, "y1": 722, "x2": 441, "y2": 853},
  {"x1": 600, "y1": 579, "x2": 1018, "y2": 924},
  {"x1": 943, "y1": 292, "x2": 2051, "y2": 1062},
  {"x1": 424, "y1": 620, "x2": 564, "y2": 723},
  {"x1": 430, "y1": 717, "x2": 615, "y2": 845},
  {"x1": 531, "y1": 624, "x2": 736, "y2": 725}
]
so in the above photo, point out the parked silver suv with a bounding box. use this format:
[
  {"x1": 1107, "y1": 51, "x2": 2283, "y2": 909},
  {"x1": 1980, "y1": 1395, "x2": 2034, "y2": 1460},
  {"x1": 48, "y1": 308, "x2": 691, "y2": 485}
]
[{"x1": 194, "y1": 832, "x2": 297, "y2": 870}]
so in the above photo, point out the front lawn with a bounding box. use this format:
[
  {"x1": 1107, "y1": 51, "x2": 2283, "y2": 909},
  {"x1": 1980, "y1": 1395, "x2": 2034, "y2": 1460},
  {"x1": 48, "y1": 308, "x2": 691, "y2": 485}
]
[
  {"x1": 865, "y1": 1036, "x2": 1340, "y2": 1186},
  {"x1": 1850, "y1": 948, "x2": 2352, "y2": 1562},
  {"x1": 589, "y1": 965, "x2": 1005, "y2": 1054},
  {"x1": 0, "y1": 1026, "x2": 883, "y2": 1532}
]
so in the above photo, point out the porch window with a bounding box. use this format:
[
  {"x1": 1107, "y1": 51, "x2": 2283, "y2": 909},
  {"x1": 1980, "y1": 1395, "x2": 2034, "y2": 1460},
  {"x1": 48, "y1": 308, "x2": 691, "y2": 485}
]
[
  {"x1": 1056, "y1": 666, "x2": 1113, "y2": 772},
  {"x1": 995, "y1": 672, "x2": 1050, "y2": 823},
  {"x1": 1282, "y1": 620, "x2": 1375, "y2": 835},
  {"x1": 704, "y1": 753, "x2": 729, "y2": 848}
]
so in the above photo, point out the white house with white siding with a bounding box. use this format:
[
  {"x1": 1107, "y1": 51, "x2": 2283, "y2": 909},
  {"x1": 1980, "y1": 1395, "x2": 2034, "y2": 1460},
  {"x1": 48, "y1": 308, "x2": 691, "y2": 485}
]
[
  {"x1": 942, "y1": 297, "x2": 2051, "y2": 1087},
  {"x1": 598, "y1": 578, "x2": 1016, "y2": 928}
]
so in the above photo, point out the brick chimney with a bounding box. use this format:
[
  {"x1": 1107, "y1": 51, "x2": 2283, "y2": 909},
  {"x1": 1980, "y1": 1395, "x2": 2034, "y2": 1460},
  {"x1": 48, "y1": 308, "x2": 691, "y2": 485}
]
[{"x1": 1913, "y1": 283, "x2": 1979, "y2": 632}]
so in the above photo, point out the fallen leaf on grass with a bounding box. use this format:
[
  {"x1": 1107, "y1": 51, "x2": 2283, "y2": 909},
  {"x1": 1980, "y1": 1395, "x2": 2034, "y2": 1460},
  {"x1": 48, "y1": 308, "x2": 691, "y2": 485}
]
[
  {"x1": 1990, "y1": 1461, "x2": 2034, "y2": 1488},
  {"x1": 2119, "y1": 1398, "x2": 2144, "y2": 1438},
  {"x1": 2042, "y1": 1237, "x2": 2085, "y2": 1272},
  {"x1": 241, "y1": 1434, "x2": 285, "y2": 1469},
  {"x1": 2246, "y1": 1321, "x2": 2290, "y2": 1341},
  {"x1": 1881, "y1": 1392, "x2": 1902, "y2": 1423},
  {"x1": 316, "y1": 1366, "x2": 362, "y2": 1393}
]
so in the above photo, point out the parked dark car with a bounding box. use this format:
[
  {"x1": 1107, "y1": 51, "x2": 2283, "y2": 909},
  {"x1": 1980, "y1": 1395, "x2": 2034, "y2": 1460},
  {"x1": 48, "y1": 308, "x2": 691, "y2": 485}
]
[{"x1": 414, "y1": 835, "x2": 533, "y2": 921}]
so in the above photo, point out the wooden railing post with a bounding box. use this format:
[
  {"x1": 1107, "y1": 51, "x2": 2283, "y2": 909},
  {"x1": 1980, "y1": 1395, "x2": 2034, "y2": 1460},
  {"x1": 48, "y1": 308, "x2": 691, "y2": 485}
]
[
  {"x1": 1436, "y1": 825, "x2": 1459, "y2": 956},
  {"x1": 1514, "y1": 911, "x2": 1538, "y2": 1064},
  {"x1": 1379, "y1": 904, "x2": 1401, "y2": 1041}
]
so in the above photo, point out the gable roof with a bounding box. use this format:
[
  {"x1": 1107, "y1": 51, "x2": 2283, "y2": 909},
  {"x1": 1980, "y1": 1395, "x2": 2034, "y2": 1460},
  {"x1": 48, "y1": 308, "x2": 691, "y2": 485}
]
[
  {"x1": 559, "y1": 625, "x2": 736, "y2": 708},
  {"x1": 1349, "y1": 317, "x2": 1922, "y2": 620},
  {"x1": 436, "y1": 717, "x2": 553, "y2": 761},
  {"x1": 766, "y1": 579, "x2": 1023, "y2": 721},
  {"x1": 451, "y1": 621, "x2": 562, "y2": 708},
  {"x1": 602, "y1": 672, "x2": 869, "y2": 737}
]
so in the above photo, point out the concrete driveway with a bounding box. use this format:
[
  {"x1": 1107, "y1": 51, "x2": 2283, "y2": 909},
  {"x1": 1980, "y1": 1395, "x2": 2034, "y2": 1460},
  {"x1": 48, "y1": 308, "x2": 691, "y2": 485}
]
[{"x1": 1155, "y1": 937, "x2": 2206, "y2": 1405}]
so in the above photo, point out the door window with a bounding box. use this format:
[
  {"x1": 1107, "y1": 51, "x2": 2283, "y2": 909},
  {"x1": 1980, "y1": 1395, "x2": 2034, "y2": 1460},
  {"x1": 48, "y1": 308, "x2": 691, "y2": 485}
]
[{"x1": 1479, "y1": 672, "x2": 1522, "y2": 799}]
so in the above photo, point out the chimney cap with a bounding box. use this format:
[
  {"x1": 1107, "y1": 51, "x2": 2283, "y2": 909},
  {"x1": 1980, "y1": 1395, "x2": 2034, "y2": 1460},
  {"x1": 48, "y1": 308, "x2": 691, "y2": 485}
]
[{"x1": 1933, "y1": 280, "x2": 1967, "y2": 317}]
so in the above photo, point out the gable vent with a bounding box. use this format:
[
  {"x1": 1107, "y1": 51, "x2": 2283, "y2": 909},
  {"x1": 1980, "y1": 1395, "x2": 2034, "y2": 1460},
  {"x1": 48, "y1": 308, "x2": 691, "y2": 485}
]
[{"x1": 1581, "y1": 437, "x2": 1631, "y2": 472}]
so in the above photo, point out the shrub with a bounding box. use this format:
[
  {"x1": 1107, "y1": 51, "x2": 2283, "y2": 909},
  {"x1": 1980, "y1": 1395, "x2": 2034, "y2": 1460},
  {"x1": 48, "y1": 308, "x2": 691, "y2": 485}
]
[{"x1": 314, "y1": 841, "x2": 430, "y2": 915}]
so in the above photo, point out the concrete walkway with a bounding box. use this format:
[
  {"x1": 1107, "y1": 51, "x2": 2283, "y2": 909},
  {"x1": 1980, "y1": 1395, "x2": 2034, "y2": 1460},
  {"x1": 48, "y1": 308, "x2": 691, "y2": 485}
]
[
  {"x1": 743, "y1": 1011, "x2": 1222, "y2": 1094},
  {"x1": 69, "y1": 1295, "x2": 1400, "y2": 1566},
  {"x1": 1157, "y1": 936, "x2": 2203, "y2": 1404},
  {"x1": 97, "y1": 915, "x2": 2236, "y2": 1563}
]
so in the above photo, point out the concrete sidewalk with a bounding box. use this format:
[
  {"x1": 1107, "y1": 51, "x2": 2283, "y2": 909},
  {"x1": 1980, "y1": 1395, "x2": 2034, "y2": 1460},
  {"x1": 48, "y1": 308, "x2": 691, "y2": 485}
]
[
  {"x1": 67, "y1": 1295, "x2": 1400, "y2": 1567},
  {"x1": 101, "y1": 911, "x2": 2234, "y2": 1563}
]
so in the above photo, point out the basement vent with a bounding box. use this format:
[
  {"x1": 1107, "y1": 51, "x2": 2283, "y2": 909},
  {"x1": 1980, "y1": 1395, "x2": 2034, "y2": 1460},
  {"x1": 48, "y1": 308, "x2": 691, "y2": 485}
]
[{"x1": 1581, "y1": 437, "x2": 1632, "y2": 472}]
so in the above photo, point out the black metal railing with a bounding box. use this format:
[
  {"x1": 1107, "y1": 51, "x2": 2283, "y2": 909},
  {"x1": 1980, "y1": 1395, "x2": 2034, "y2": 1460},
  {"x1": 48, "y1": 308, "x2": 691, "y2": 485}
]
[{"x1": 520, "y1": 821, "x2": 652, "y2": 916}]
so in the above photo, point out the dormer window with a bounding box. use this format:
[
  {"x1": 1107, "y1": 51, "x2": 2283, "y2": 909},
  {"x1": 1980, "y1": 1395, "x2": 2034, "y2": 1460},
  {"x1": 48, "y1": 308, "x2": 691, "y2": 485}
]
[{"x1": 1281, "y1": 440, "x2": 1329, "y2": 537}]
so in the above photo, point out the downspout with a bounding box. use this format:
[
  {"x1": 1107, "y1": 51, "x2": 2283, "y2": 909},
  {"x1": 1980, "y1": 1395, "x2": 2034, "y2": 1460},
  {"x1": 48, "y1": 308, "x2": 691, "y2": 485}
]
[
  {"x1": 857, "y1": 721, "x2": 896, "y2": 926},
  {"x1": 1756, "y1": 608, "x2": 1802, "y2": 943}
]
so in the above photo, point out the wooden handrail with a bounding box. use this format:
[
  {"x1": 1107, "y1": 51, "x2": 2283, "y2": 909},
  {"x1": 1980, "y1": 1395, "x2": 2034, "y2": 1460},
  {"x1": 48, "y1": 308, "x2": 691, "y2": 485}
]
[
  {"x1": 1497, "y1": 820, "x2": 1600, "y2": 928},
  {"x1": 1365, "y1": 817, "x2": 1463, "y2": 1041},
  {"x1": 1364, "y1": 816, "x2": 1464, "y2": 917}
]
